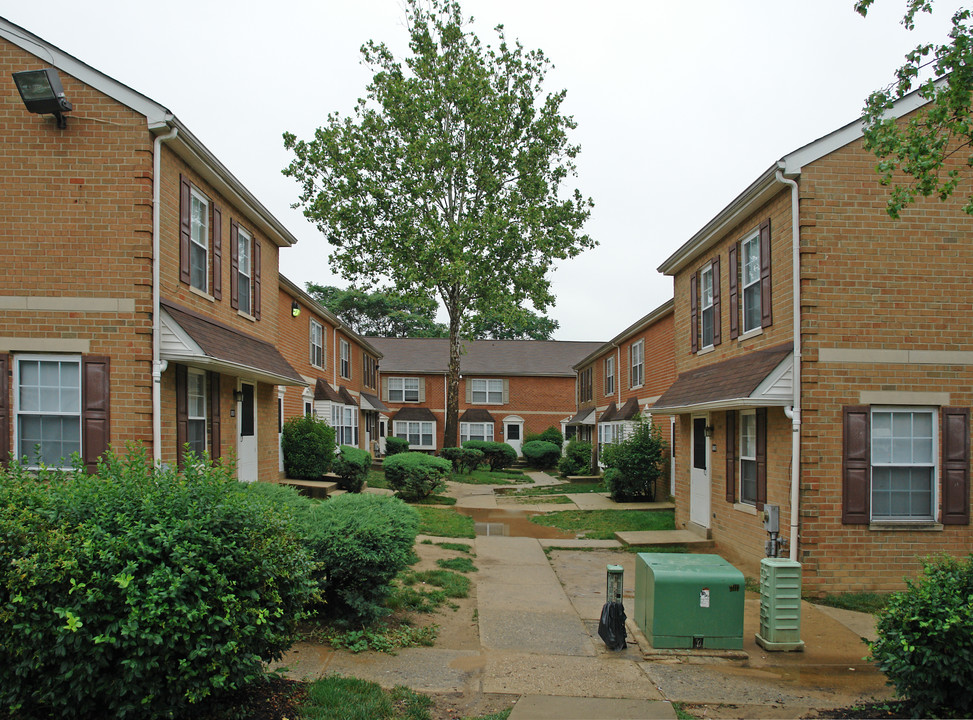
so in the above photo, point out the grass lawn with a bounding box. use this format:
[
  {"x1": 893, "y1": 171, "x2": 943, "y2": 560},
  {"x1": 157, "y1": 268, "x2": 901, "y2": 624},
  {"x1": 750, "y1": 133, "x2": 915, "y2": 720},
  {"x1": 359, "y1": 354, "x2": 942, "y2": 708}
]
[
  {"x1": 808, "y1": 592, "x2": 891, "y2": 614},
  {"x1": 530, "y1": 509, "x2": 675, "y2": 539},
  {"x1": 415, "y1": 506, "x2": 476, "y2": 538},
  {"x1": 496, "y1": 481, "x2": 605, "y2": 496},
  {"x1": 449, "y1": 467, "x2": 530, "y2": 485},
  {"x1": 300, "y1": 675, "x2": 433, "y2": 720}
]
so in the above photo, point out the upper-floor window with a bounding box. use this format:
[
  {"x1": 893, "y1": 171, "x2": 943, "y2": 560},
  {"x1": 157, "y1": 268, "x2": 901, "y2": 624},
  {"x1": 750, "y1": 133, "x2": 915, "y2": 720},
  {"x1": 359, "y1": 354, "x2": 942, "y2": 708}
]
[
  {"x1": 363, "y1": 354, "x2": 378, "y2": 389},
  {"x1": 389, "y1": 377, "x2": 420, "y2": 403},
  {"x1": 310, "y1": 319, "x2": 324, "y2": 368},
  {"x1": 629, "y1": 340, "x2": 644, "y2": 388},
  {"x1": 472, "y1": 378, "x2": 503, "y2": 404},
  {"x1": 189, "y1": 187, "x2": 209, "y2": 292},
  {"x1": 739, "y1": 411, "x2": 757, "y2": 505},
  {"x1": 339, "y1": 339, "x2": 351, "y2": 379},
  {"x1": 579, "y1": 367, "x2": 593, "y2": 404},
  {"x1": 700, "y1": 265, "x2": 715, "y2": 349},
  {"x1": 871, "y1": 408, "x2": 935, "y2": 521},
  {"x1": 237, "y1": 227, "x2": 253, "y2": 316},
  {"x1": 604, "y1": 356, "x2": 615, "y2": 396},
  {"x1": 741, "y1": 231, "x2": 761, "y2": 333}
]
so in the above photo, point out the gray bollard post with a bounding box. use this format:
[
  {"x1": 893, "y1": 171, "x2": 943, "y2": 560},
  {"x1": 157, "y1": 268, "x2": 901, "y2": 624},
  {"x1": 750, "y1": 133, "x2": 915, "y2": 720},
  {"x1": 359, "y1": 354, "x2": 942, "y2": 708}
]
[{"x1": 607, "y1": 564, "x2": 624, "y2": 602}]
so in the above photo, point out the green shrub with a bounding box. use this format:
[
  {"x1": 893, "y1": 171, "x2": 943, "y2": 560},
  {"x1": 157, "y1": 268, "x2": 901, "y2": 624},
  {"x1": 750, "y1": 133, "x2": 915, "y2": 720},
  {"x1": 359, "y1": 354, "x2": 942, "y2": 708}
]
[
  {"x1": 521, "y1": 440, "x2": 562, "y2": 470},
  {"x1": 281, "y1": 414, "x2": 336, "y2": 479},
  {"x1": 869, "y1": 554, "x2": 973, "y2": 717},
  {"x1": 601, "y1": 416, "x2": 667, "y2": 502},
  {"x1": 0, "y1": 447, "x2": 315, "y2": 720},
  {"x1": 383, "y1": 452, "x2": 452, "y2": 502},
  {"x1": 439, "y1": 447, "x2": 484, "y2": 474},
  {"x1": 525, "y1": 426, "x2": 564, "y2": 448},
  {"x1": 333, "y1": 445, "x2": 372, "y2": 492},
  {"x1": 558, "y1": 439, "x2": 593, "y2": 477},
  {"x1": 463, "y1": 440, "x2": 517, "y2": 471},
  {"x1": 385, "y1": 436, "x2": 410, "y2": 456}
]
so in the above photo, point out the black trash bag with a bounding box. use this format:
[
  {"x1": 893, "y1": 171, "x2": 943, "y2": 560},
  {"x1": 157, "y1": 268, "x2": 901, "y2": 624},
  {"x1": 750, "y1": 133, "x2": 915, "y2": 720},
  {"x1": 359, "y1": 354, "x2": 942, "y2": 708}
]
[{"x1": 598, "y1": 600, "x2": 627, "y2": 650}]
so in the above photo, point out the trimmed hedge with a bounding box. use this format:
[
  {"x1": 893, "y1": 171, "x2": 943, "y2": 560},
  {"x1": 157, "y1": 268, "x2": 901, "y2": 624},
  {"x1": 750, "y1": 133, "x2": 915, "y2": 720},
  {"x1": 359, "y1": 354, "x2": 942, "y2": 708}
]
[
  {"x1": 383, "y1": 452, "x2": 452, "y2": 501},
  {"x1": 558, "y1": 439, "x2": 593, "y2": 477},
  {"x1": 281, "y1": 414, "x2": 336, "y2": 479},
  {"x1": 521, "y1": 440, "x2": 562, "y2": 470},
  {"x1": 333, "y1": 445, "x2": 371, "y2": 492},
  {"x1": 525, "y1": 426, "x2": 564, "y2": 448},
  {"x1": 440, "y1": 447, "x2": 484, "y2": 474},
  {"x1": 601, "y1": 416, "x2": 667, "y2": 502},
  {"x1": 384, "y1": 436, "x2": 410, "y2": 456},
  {"x1": 462, "y1": 440, "x2": 517, "y2": 471}
]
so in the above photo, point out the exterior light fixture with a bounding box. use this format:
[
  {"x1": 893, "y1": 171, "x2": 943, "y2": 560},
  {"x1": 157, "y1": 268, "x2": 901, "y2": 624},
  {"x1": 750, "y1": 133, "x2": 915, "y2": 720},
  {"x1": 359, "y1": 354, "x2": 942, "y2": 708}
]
[
  {"x1": 704, "y1": 424, "x2": 715, "y2": 438},
  {"x1": 233, "y1": 390, "x2": 244, "y2": 403},
  {"x1": 12, "y1": 68, "x2": 73, "y2": 128},
  {"x1": 291, "y1": 300, "x2": 301, "y2": 317}
]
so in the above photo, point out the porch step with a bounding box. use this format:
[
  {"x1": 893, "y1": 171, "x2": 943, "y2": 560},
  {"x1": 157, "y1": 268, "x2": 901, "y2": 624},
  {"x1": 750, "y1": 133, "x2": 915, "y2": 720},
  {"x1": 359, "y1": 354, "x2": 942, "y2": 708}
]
[
  {"x1": 614, "y1": 529, "x2": 715, "y2": 549},
  {"x1": 279, "y1": 478, "x2": 340, "y2": 499}
]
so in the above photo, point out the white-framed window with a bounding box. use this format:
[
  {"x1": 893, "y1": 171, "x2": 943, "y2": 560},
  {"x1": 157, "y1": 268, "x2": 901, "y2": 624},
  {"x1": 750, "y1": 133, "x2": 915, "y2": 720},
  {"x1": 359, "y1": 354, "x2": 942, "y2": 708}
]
[
  {"x1": 187, "y1": 369, "x2": 207, "y2": 457},
  {"x1": 629, "y1": 340, "x2": 644, "y2": 388},
  {"x1": 604, "y1": 356, "x2": 615, "y2": 396},
  {"x1": 739, "y1": 411, "x2": 757, "y2": 505},
  {"x1": 472, "y1": 378, "x2": 503, "y2": 404},
  {"x1": 741, "y1": 231, "x2": 761, "y2": 333},
  {"x1": 871, "y1": 408, "x2": 936, "y2": 521},
  {"x1": 700, "y1": 264, "x2": 715, "y2": 349},
  {"x1": 310, "y1": 319, "x2": 324, "y2": 368},
  {"x1": 15, "y1": 355, "x2": 81, "y2": 468},
  {"x1": 389, "y1": 377, "x2": 420, "y2": 403},
  {"x1": 189, "y1": 187, "x2": 209, "y2": 292},
  {"x1": 461, "y1": 422, "x2": 494, "y2": 443},
  {"x1": 332, "y1": 403, "x2": 358, "y2": 447},
  {"x1": 237, "y1": 227, "x2": 253, "y2": 316},
  {"x1": 340, "y1": 339, "x2": 351, "y2": 379},
  {"x1": 395, "y1": 420, "x2": 434, "y2": 449}
]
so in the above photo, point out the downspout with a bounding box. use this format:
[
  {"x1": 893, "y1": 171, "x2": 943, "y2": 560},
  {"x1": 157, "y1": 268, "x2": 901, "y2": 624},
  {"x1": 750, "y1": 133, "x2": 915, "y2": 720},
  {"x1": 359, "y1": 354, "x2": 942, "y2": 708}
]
[
  {"x1": 776, "y1": 164, "x2": 801, "y2": 562},
  {"x1": 152, "y1": 127, "x2": 178, "y2": 465}
]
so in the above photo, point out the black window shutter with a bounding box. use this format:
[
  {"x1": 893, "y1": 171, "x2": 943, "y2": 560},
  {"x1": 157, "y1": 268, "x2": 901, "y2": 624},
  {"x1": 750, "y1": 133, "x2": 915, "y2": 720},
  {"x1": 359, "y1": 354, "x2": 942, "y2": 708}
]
[
  {"x1": 941, "y1": 407, "x2": 970, "y2": 525},
  {"x1": 81, "y1": 356, "x2": 110, "y2": 474},
  {"x1": 209, "y1": 371, "x2": 221, "y2": 461},
  {"x1": 176, "y1": 364, "x2": 188, "y2": 468},
  {"x1": 690, "y1": 271, "x2": 699, "y2": 354},
  {"x1": 725, "y1": 410, "x2": 737, "y2": 503},
  {"x1": 755, "y1": 407, "x2": 767, "y2": 510},
  {"x1": 253, "y1": 239, "x2": 261, "y2": 320},
  {"x1": 712, "y1": 257, "x2": 722, "y2": 347},
  {"x1": 230, "y1": 220, "x2": 239, "y2": 310},
  {"x1": 179, "y1": 175, "x2": 192, "y2": 285},
  {"x1": 760, "y1": 218, "x2": 773, "y2": 328},
  {"x1": 0, "y1": 354, "x2": 8, "y2": 465},
  {"x1": 212, "y1": 206, "x2": 222, "y2": 300},
  {"x1": 728, "y1": 244, "x2": 739, "y2": 340},
  {"x1": 842, "y1": 406, "x2": 870, "y2": 524}
]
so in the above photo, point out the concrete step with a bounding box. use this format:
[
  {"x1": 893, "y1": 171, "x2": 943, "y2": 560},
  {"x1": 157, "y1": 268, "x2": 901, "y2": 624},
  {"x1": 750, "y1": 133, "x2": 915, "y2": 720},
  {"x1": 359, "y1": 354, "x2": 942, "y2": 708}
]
[
  {"x1": 614, "y1": 529, "x2": 715, "y2": 548},
  {"x1": 279, "y1": 478, "x2": 340, "y2": 499}
]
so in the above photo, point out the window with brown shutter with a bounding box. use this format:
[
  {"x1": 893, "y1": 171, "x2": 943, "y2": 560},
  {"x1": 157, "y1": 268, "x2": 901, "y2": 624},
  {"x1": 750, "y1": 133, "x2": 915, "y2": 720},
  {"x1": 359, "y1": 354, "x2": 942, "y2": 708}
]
[
  {"x1": 0, "y1": 354, "x2": 8, "y2": 465},
  {"x1": 253, "y1": 239, "x2": 261, "y2": 320},
  {"x1": 759, "y1": 219, "x2": 773, "y2": 328},
  {"x1": 712, "y1": 257, "x2": 722, "y2": 347},
  {"x1": 941, "y1": 407, "x2": 970, "y2": 525},
  {"x1": 755, "y1": 407, "x2": 767, "y2": 510},
  {"x1": 176, "y1": 364, "x2": 188, "y2": 468},
  {"x1": 690, "y1": 271, "x2": 698, "y2": 354},
  {"x1": 725, "y1": 410, "x2": 737, "y2": 502},
  {"x1": 209, "y1": 371, "x2": 221, "y2": 460},
  {"x1": 179, "y1": 175, "x2": 192, "y2": 285},
  {"x1": 212, "y1": 206, "x2": 222, "y2": 300},
  {"x1": 81, "y1": 356, "x2": 110, "y2": 474},
  {"x1": 230, "y1": 220, "x2": 239, "y2": 310},
  {"x1": 842, "y1": 406, "x2": 871, "y2": 524},
  {"x1": 728, "y1": 244, "x2": 739, "y2": 340}
]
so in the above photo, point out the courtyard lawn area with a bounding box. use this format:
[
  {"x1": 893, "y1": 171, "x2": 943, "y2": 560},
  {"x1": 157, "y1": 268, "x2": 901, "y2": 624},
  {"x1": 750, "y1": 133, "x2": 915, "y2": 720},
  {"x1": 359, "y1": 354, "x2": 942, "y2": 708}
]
[
  {"x1": 369, "y1": 467, "x2": 529, "y2": 489},
  {"x1": 529, "y1": 509, "x2": 675, "y2": 540},
  {"x1": 415, "y1": 506, "x2": 476, "y2": 538},
  {"x1": 496, "y1": 481, "x2": 605, "y2": 496}
]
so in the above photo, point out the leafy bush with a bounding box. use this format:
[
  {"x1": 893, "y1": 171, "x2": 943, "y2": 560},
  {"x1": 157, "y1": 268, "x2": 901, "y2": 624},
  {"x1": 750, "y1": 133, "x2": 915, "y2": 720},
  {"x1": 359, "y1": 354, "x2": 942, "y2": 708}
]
[
  {"x1": 440, "y1": 447, "x2": 484, "y2": 474},
  {"x1": 463, "y1": 440, "x2": 517, "y2": 471},
  {"x1": 558, "y1": 439, "x2": 593, "y2": 476},
  {"x1": 521, "y1": 440, "x2": 562, "y2": 470},
  {"x1": 281, "y1": 414, "x2": 336, "y2": 479},
  {"x1": 383, "y1": 452, "x2": 452, "y2": 502},
  {"x1": 333, "y1": 445, "x2": 372, "y2": 492},
  {"x1": 384, "y1": 436, "x2": 409, "y2": 456},
  {"x1": 601, "y1": 416, "x2": 667, "y2": 502},
  {"x1": 869, "y1": 554, "x2": 973, "y2": 717},
  {"x1": 0, "y1": 447, "x2": 316, "y2": 720},
  {"x1": 525, "y1": 426, "x2": 564, "y2": 448}
]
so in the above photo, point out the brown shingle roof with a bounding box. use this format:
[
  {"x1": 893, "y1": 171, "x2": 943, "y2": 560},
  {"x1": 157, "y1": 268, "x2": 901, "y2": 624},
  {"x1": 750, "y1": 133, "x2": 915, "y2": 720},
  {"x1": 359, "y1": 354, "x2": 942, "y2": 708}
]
[
  {"x1": 599, "y1": 402, "x2": 618, "y2": 423},
  {"x1": 566, "y1": 408, "x2": 596, "y2": 426},
  {"x1": 616, "y1": 397, "x2": 641, "y2": 421},
  {"x1": 360, "y1": 392, "x2": 389, "y2": 412},
  {"x1": 459, "y1": 408, "x2": 495, "y2": 423},
  {"x1": 338, "y1": 387, "x2": 358, "y2": 406},
  {"x1": 314, "y1": 378, "x2": 342, "y2": 402},
  {"x1": 393, "y1": 407, "x2": 437, "y2": 422}
]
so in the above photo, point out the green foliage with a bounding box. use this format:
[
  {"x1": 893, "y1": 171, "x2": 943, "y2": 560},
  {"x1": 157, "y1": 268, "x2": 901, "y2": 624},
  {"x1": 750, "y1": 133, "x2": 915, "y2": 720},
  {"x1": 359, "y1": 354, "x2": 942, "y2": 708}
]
[
  {"x1": 811, "y1": 592, "x2": 891, "y2": 615},
  {"x1": 282, "y1": 414, "x2": 336, "y2": 479},
  {"x1": 601, "y1": 416, "x2": 668, "y2": 502},
  {"x1": 301, "y1": 675, "x2": 433, "y2": 720},
  {"x1": 462, "y1": 440, "x2": 517, "y2": 471},
  {"x1": 440, "y1": 446, "x2": 484, "y2": 474},
  {"x1": 306, "y1": 283, "x2": 447, "y2": 338},
  {"x1": 400, "y1": 569, "x2": 471, "y2": 599},
  {"x1": 869, "y1": 554, "x2": 973, "y2": 717},
  {"x1": 855, "y1": 1, "x2": 973, "y2": 217},
  {"x1": 525, "y1": 426, "x2": 565, "y2": 447},
  {"x1": 317, "y1": 623, "x2": 438, "y2": 654},
  {"x1": 465, "y1": 306, "x2": 559, "y2": 340},
  {"x1": 521, "y1": 440, "x2": 562, "y2": 470},
  {"x1": 333, "y1": 444, "x2": 372, "y2": 492},
  {"x1": 558, "y1": 439, "x2": 593, "y2": 477},
  {"x1": 0, "y1": 447, "x2": 315, "y2": 720},
  {"x1": 436, "y1": 557, "x2": 477, "y2": 573},
  {"x1": 414, "y1": 507, "x2": 476, "y2": 538},
  {"x1": 435, "y1": 542, "x2": 474, "y2": 554},
  {"x1": 385, "y1": 436, "x2": 410, "y2": 456},
  {"x1": 530, "y1": 509, "x2": 675, "y2": 540},
  {"x1": 383, "y1": 452, "x2": 452, "y2": 502}
]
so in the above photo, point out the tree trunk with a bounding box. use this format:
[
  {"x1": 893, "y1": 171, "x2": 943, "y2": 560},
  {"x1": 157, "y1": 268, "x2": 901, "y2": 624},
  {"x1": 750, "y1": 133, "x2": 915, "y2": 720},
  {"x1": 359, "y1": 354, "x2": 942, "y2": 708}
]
[{"x1": 444, "y1": 296, "x2": 462, "y2": 448}]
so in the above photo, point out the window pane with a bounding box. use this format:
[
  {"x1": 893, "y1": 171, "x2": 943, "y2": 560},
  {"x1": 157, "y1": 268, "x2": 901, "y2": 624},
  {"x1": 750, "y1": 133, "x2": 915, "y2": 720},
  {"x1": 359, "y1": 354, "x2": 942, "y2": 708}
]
[
  {"x1": 741, "y1": 459, "x2": 757, "y2": 504},
  {"x1": 740, "y1": 414, "x2": 756, "y2": 458},
  {"x1": 743, "y1": 284, "x2": 761, "y2": 332},
  {"x1": 188, "y1": 419, "x2": 206, "y2": 456}
]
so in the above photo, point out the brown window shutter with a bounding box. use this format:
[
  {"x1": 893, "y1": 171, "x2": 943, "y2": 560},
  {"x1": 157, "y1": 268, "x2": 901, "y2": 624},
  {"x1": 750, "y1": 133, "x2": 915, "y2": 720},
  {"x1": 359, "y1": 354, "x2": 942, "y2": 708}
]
[
  {"x1": 755, "y1": 407, "x2": 767, "y2": 510},
  {"x1": 212, "y1": 206, "x2": 222, "y2": 300},
  {"x1": 712, "y1": 256, "x2": 722, "y2": 347},
  {"x1": 179, "y1": 175, "x2": 192, "y2": 285},
  {"x1": 382, "y1": 376, "x2": 389, "y2": 402},
  {"x1": 941, "y1": 407, "x2": 970, "y2": 525},
  {"x1": 209, "y1": 371, "x2": 221, "y2": 461},
  {"x1": 465, "y1": 380, "x2": 472, "y2": 404},
  {"x1": 230, "y1": 220, "x2": 239, "y2": 310},
  {"x1": 81, "y1": 356, "x2": 110, "y2": 474},
  {"x1": 176, "y1": 364, "x2": 188, "y2": 468},
  {"x1": 253, "y1": 239, "x2": 261, "y2": 320},
  {"x1": 0, "y1": 354, "x2": 8, "y2": 465},
  {"x1": 725, "y1": 410, "x2": 737, "y2": 502},
  {"x1": 690, "y1": 271, "x2": 699, "y2": 354},
  {"x1": 502, "y1": 379, "x2": 509, "y2": 404},
  {"x1": 842, "y1": 405, "x2": 870, "y2": 524},
  {"x1": 418, "y1": 380, "x2": 425, "y2": 403},
  {"x1": 728, "y1": 244, "x2": 739, "y2": 340},
  {"x1": 759, "y1": 219, "x2": 773, "y2": 328}
]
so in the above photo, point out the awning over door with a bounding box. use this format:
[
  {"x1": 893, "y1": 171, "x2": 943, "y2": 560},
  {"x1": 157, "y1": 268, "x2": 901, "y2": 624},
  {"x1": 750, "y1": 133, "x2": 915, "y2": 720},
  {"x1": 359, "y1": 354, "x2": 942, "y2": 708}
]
[
  {"x1": 360, "y1": 392, "x2": 389, "y2": 412},
  {"x1": 565, "y1": 408, "x2": 596, "y2": 426}
]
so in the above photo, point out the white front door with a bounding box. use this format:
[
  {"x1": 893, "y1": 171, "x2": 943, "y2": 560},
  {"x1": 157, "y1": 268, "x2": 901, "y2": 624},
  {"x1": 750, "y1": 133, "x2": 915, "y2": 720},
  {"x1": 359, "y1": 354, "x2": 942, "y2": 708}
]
[
  {"x1": 378, "y1": 417, "x2": 387, "y2": 455},
  {"x1": 690, "y1": 416, "x2": 711, "y2": 528},
  {"x1": 237, "y1": 382, "x2": 258, "y2": 482},
  {"x1": 503, "y1": 416, "x2": 524, "y2": 456}
]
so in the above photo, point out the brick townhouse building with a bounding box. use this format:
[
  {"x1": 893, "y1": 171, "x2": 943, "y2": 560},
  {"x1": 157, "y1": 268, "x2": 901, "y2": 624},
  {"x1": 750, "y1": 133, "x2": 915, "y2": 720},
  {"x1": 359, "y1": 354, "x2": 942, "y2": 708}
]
[
  {"x1": 652, "y1": 89, "x2": 972, "y2": 593},
  {"x1": 0, "y1": 18, "x2": 305, "y2": 480},
  {"x1": 369, "y1": 338, "x2": 602, "y2": 455}
]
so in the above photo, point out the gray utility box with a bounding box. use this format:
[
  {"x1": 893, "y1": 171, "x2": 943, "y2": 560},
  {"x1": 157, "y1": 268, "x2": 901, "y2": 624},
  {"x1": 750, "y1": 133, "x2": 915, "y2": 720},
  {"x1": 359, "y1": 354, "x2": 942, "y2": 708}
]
[{"x1": 634, "y1": 553, "x2": 745, "y2": 649}]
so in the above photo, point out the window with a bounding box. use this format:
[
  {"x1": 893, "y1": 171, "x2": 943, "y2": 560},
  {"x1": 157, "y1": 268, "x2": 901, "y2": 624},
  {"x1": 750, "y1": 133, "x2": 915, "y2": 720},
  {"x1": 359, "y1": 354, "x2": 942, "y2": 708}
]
[
  {"x1": 579, "y1": 367, "x2": 593, "y2": 403},
  {"x1": 395, "y1": 420, "x2": 434, "y2": 449},
  {"x1": 332, "y1": 404, "x2": 358, "y2": 447},
  {"x1": 471, "y1": 378, "x2": 503, "y2": 404},
  {"x1": 389, "y1": 377, "x2": 420, "y2": 403},
  {"x1": 237, "y1": 227, "x2": 252, "y2": 315},
  {"x1": 700, "y1": 265, "x2": 715, "y2": 349},
  {"x1": 739, "y1": 411, "x2": 757, "y2": 504},
  {"x1": 363, "y1": 354, "x2": 377, "y2": 389},
  {"x1": 741, "y1": 231, "x2": 761, "y2": 333},
  {"x1": 187, "y1": 369, "x2": 207, "y2": 457},
  {"x1": 15, "y1": 355, "x2": 81, "y2": 467},
  {"x1": 871, "y1": 408, "x2": 935, "y2": 521},
  {"x1": 629, "y1": 340, "x2": 644, "y2": 388},
  {"x1": 597, "y1": 422, "x2": 625, "y2": 464},
  {"x1": 310, "y1": 319, "x2": 324, "y2": 368},
  {"x1": 340, "y1": 339, "x2": 351, "y2": 379},
  {"x1": 189, "y1": 187, "x2": 209, "y2": 292},
  {"x1": 461, "y1": 422, "x2": 494, "y2": 443},
  {"x1": 604, "y1": 356, "x2": 615, "y2": 396}
]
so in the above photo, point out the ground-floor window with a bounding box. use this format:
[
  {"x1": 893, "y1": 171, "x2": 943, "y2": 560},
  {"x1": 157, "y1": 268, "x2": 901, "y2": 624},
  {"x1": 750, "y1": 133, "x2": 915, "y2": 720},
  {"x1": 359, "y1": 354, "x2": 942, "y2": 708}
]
[
  {"x1": 739, "y1": 411, "x2": 757, "y2": 505},
  {"x1": 332, "y1": 404, "x2": 359, "y2": 447},
  {"x1": 15, "y1": 355, "x2": 81, "y2": 468},
  {"x1": 395, "y1": 420, "x2": 434, "y2": 449},
  {"x1": 871, "y1": 407, "x2": 935, "y2": 521},
  {"x1": 461, "y1": 422, "x2": 494, "y2": 443},
  {"x1": 187, "y1": 369, "x2": 207, "y2": 457}
]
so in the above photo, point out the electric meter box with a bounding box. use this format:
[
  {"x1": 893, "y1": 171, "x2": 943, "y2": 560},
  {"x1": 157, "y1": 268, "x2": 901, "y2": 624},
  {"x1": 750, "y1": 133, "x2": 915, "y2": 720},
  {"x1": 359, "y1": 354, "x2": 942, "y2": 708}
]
[{"x1": 634, "y1": 553, "x2": 745, "y2": 649}]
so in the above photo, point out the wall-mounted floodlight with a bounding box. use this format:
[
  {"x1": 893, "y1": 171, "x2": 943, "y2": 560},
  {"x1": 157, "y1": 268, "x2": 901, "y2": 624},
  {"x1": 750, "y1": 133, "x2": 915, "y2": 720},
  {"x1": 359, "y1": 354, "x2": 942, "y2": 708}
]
[
  {"x1": 291, "y1": 300, "x2": 301, "y2": 317},
  {"x1": 12, "y1": 68, "x2": 73, "y2": 128}
]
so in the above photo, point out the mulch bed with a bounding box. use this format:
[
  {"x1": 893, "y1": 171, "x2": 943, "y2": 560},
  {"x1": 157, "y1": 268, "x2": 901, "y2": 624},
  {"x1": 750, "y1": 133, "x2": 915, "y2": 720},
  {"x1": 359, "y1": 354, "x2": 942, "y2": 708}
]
[
  {"x1": 804, "y1": 700, "x2": 916, "y2": 719},
  {"x1": 191, "y1": 676, "x2": 308, "y2": 720}
]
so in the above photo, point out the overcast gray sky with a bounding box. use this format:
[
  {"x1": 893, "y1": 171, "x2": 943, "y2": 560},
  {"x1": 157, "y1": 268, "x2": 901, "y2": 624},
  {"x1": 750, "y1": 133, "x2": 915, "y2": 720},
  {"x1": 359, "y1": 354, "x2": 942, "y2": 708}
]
[{"x1": 4, "y1": 1, "x2": 962, "y2": 340}]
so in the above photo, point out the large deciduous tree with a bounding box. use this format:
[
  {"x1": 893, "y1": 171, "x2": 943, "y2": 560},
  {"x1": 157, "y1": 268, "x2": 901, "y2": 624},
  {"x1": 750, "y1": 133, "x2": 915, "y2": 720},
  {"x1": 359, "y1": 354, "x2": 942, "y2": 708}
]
[
  {"x1": 305, "y1": 283, "x2": 447, "y2": 338},
  {"x1": 284, "y1": 0, "x2": 594, "y2": 447},
  {"x1": 855, "y1": 0, "x2": 973, "y2": 217}
]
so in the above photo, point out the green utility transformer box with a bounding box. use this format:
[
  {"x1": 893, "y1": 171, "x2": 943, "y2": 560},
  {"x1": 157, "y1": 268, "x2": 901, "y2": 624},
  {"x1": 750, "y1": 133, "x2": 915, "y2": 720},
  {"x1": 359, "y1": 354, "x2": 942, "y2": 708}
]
[{"x1": 634, "y1": 553, "x2": 745, "y2": 649}]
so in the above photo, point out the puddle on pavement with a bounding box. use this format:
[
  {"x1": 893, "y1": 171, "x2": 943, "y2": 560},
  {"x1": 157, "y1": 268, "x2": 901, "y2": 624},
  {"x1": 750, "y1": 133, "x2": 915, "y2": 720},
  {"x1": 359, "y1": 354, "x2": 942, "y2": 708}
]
[
  {"x1": 457, "y1": 507, "x2": 575, "y2": 539},
  {"x1": 718, "y1": 663, "x2": 888, "y2": 693}
]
